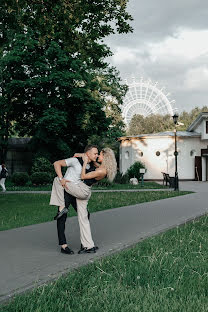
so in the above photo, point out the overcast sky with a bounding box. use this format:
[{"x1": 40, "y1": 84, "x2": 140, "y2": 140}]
[{"x1": 105, "y1": 0, "x2": 208, "y2": 113}]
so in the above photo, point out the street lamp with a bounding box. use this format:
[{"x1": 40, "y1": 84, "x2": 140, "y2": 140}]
[{"x1": 172, "y1": 113, "x2": 179, "y2": 191}]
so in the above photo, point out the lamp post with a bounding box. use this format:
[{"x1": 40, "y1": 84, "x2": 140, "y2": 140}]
[{"x1": 172, "y1": 113, "x2": 179, "y2": 191}]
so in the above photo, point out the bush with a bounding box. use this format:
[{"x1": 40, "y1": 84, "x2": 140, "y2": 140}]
[
  {"x1": 12, "y1": 172, "x2": 29, "y2": 186},
  {"x1": 114, "y1": 171, "x2": 129, "y2": 184},
  {"x1": 127, "y1": 161, "x2": 146, "y2": 180},
  {"x1": 31, "y1": 157, "x2": 54, "y2": 178},
  {"x1": 30, "y1": 172, "x2": 51, "y2": 185}
]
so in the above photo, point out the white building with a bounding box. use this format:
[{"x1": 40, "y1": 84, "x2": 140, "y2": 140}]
[{"x1": 118, "y1": 112, "x2": 208, "y2": 181}]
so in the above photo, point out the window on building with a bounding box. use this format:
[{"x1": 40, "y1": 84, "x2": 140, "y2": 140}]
[
  {"x1": 125, "y1": 151, "x2": 129, "y2": 159},
  {"x1": 190, "y1": 150, "x2": 196, "y2": 157}
]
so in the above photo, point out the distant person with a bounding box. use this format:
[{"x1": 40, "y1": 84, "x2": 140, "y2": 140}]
[{"x1": 0, "y1": 163, "x2": 8, "y2": 192}]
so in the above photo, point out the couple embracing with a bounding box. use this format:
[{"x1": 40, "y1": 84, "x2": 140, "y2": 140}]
[{"x1": 50, "y1": 145, "x2": 117, "y2": 255}]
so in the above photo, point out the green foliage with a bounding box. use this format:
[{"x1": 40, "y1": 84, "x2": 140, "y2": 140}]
[
  {"x1": 0, "y1": 0, "x2": 132, "y2": 161},
  {"x1": 114, "y1": 171, "x2": 129, "y2": 184},
  {"x1": 128, "y1": 114, "x2": 173, "y2": 135},
  {"x1": 12, "y1": 172, "x2": 29, "y2": 186},
  {"x1": 127, "y1": 161, "x2": 145, "y2": 179},
  {"x1": 30, "y1": 172, "x2": 51, "y2": 185},
  {"x1": 127, "y1": 106, "x2": 208, "y2": 135},
  {"x1": 177, "y1": 106, "x2": 208, "y2": 131},
  {"x1": 31, "y1": 157, "x2": 53, "y2": 175},
  {"x1": 1, "y1": 0, "x2": 133, "y2": 65}
]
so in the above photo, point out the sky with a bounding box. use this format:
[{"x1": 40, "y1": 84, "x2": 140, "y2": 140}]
[{"x1": 105, "y1": 0, "x2": 208, "y2": 113}]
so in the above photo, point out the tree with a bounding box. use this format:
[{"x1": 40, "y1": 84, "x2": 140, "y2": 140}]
[
  {"x1": 0, "y1": 1, "x2": 133, "y2": 161},
  {"x1": 127, "y1": 106, "x2": 208, "y2": 136},
  {"x1": 1, "y1": 0, "x2": 133, "y2": 67},
  {"x1": 127, "y1": 114, "x2": 173, "y2": 135},
  {"x1": 1, "y1": 33, "x2": 112, "y2": 160},
  {"x1": 177, "y1": 106, "x2": 208, "y2": 131}
]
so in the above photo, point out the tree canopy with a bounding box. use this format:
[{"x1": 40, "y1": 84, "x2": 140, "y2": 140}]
[
  {"x1": 127, "y1": 106, "x2": 208, "y2": 136},
  {"x1": 0, "y1": 0, "x2": 133, "y2": 162}
]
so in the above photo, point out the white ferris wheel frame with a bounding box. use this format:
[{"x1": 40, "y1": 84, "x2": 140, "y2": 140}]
[{"x1": 122, "y1": 78, "x2": 175, "y2": 125}]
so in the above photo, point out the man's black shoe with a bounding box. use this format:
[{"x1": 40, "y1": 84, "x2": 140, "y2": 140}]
[
  {"x1": 54, "y1": 207, "x2": 68, "y2": 220},
  {"x1": 78, "y1": 247, "x2": 97, "y2": 254},
  {"x1": 61, "y1": 246, "x2": 74, "y2": 255}
]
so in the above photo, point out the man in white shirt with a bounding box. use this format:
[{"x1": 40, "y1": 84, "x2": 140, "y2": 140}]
[{"x1": 50, "y1": 145, "x2": 98, "y2": 255}]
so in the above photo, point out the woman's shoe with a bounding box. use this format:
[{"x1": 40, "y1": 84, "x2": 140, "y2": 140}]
[
  {"x1": 78, "y1": 247, "x2": 97, "y2": 254},
  {"x1": 54, "y1": 207, "x2": 68, "y2": 220},
  {"x1": 61, "y1": 246, "x2": 74, "y2": 255},
  {"x1": 80, "y1": 244, "x2": 99, "y2": 250}
]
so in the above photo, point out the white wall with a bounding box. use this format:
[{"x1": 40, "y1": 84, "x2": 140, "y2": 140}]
[
  {"x1": 195, "y1": 119, "x2": 208, "y2": 140},
  {"x1": 120, "y1": 136, "x2": 208, "y2": 179}
]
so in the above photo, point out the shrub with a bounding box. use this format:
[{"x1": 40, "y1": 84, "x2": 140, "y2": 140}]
[
  {"x1": 12, "y1": 172, "x2": 29, "y2": 186},
  {"x1": 31, "y1": 172, "x2": 51, "y2": 185},
  {"x1": 31, "y1": 157, "x2": 54, "y2": 177},
  {"x1": 114, "y1": 171, "x2": 129, "y2": 184},
  {"x1": 127, "y1": 161, "x2": 146, "y2": 179}
]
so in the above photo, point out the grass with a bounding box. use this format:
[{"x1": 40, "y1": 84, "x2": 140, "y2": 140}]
[
  {"x1": 0, "y1": 191, "x2": 190, "y2": 231},
  {"x1": 4, "y1": 179, "x2": 52, "y2": 191},
  {"x1": 93, "y1": 181, "x2": 167, "y2": 190},
  {"x1": 3, "y1": 180, "x2": 167, "y2": 192},
  {"x1": 2, "y1": 214, "x2": 208, "y2": 312}
]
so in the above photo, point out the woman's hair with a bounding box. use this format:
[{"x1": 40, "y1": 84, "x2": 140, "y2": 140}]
[{"x1": 101, "y1": 148, "x2": 117, "y2": 182}]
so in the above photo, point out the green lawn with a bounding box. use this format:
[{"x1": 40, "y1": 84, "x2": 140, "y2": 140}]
[
  {"x1": 93, "y1": 181, "x2": 167, "y2": 190},
  {"x1": 3, "y1": 180, "x2": 167, "y2": 192},
  {"x1": 2, "y1": 214, "x2": 208, "y2": 312},
  {"x1": 0, "y1": 191, "x2": 190, "y2": 231}
]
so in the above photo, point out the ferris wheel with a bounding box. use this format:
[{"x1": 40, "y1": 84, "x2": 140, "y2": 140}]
[{"x1": 122, "y1": 77, "x2": 175, "y2": 126}]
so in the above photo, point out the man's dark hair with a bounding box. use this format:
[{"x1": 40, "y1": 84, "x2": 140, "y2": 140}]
[{"x1": 84, "y1": 145, "x2": 98, "y2": 153}]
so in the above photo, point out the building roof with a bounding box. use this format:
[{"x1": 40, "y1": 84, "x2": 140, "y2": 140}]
[
  {"x1": 118, "y1": 131, "x2": 200, "y2": 141},
  {"x1": 187, "y1": 112, "x2": 208, "y2": 131},
  {"x1": 8, "y1": 138, "x2": 31, "y2": 149}
]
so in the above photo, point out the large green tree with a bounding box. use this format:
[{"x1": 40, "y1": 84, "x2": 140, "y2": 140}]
[
  {"x1": 0, "y1": 0, "x2": 132, "y2": 161},
  {"x1": 1, "y1": 0, "x2": 132, "y2": 66}
]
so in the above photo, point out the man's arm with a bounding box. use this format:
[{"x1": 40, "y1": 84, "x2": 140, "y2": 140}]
[
  {"x1": 74, "y1": 153, "x2": 100, "y2": 168},
  {"x1": 53, "y1": 159, "x2": 69, "y2": 188},
  {"x1": 53, "y1": 159, "x2": 67, "y2": 179},
  {"x1": 54, "y1": 157, "x2": 79, "y2": 189}
]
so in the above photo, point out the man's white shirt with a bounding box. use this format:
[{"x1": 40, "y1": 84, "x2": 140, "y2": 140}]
[{"x1": 64, "y1": 158, "x2": 90, "y2": 184}]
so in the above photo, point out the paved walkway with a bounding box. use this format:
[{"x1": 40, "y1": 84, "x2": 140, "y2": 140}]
[{"x1": 0, "y1": 181, "x2": 208, "y2": 303}]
